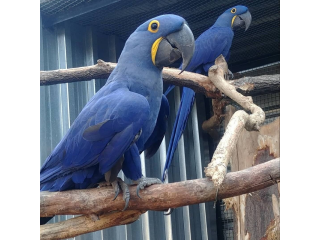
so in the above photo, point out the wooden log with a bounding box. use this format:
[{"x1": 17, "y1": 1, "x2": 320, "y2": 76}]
[
  {"x1": 40, "y1": 60, "x2": 280, "y2": 98},
  {"x1": 40, "y1": 158, "x2": 279, "y2": 217},
  {"x1": 40, "y1": 210, "x2": 145, "y2": 240}
]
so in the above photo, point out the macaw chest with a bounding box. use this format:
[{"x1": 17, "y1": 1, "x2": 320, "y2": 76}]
[{"x1": 135, "y1": 89, "x2": 162, "y2": 151}]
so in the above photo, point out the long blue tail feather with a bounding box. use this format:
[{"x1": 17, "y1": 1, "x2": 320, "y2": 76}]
[{"x1": 162, "y1": 87, "x2": 195, "y2": 181}]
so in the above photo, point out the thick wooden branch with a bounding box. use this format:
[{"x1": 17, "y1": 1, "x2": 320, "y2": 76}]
[
  {"x1": 40, "y1": 59, "x2": 219, "y2": 98},
  {"x1": 204, "y1": 55, "x2": 266, "y2": 188},
  {"x1": 205, "y1": 110, "x2": 252, "y2": 187},
  {"x1": 40, "y1": 60, "x2": 117, "y2": 86},
  {"x1": 209, "y1": 56, "x2": 266, "y2": 131},
  {"x1": 229, "y1": 74, "x2": 280, "y2": 95},
  {"x1": 40, "y1": 60, "x2": 279, "y2": 98},
  {"x1": 41, "y1": 158, "x2": 279, "y2": 217},
  {"x1": 41, "y1": 210, "x2": 145, "y2": 240}
]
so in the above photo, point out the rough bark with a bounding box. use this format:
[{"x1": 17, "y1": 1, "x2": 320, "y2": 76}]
[
  {"x1": 40, "y1": 60, "x2": 280, "y2": 98},
  {"x1": 41, "y1": 159, "x2": 279, "y2": 217},
  {"x1": 229, "y1": 74, "x2": 280, "y2": 96},
  {"x1": 40, "y1": 60, "x2": 117, "y2": 85},
  {"x1": 40, "y1": 210, "x2": 145, "y2": 240},
  {"x1": 204, "y1": 55, "x2": 266, "y2": 188}
]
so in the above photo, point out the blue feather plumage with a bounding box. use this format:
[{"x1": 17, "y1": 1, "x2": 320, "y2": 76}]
[
  {"x1": 40, "y1": 14, "x2": 190, "y2": 192},
  {"x1": 162, "y1": 5, "x2": 251, "y2": 181}
]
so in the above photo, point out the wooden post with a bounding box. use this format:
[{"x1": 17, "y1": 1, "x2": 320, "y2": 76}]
[{"x1": 224, "y1": 105, "x2": 280, "y2": 240}]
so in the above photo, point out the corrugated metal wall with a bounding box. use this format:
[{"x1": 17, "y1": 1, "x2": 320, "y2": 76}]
[{"x1": 40, "y1": 17, "x2": 218, "y2": 240}]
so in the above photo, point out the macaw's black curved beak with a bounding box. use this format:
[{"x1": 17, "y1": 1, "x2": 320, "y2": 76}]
[
  {"x1": 155, "y1": 23, "x2": 195, "y2": 74},
  {"x1": 232, "y1": 10, "x2": 252, "y2": 31}
]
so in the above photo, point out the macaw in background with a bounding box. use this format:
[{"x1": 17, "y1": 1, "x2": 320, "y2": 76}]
[
  {"x1": 40, "y1": 14, "x2": 195, "y2": 224},
  {"x1": 162, "y1": 5, "x2": 252, "y2": 182}
]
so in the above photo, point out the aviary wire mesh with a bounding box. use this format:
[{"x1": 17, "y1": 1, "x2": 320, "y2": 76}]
[
  {"x1": 40, "y1": 0, "x2": 280, "y2": 72},
  {"x1": 40, "y1": 0, "x2": 93, "y2": 15}
]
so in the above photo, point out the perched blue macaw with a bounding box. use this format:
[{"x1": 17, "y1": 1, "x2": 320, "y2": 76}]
[
  {"x1": 162, "y1": 5, "x2": 252, "y2": 181},
  {"x1": 40, "y1": 14, "x2": 194, "y2": 224}
]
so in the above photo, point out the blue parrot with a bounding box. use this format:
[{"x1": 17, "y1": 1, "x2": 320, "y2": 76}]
[
  {"x1": 40, "y1": 14, "x2": 195, "y2": 224},
  {"x1": 162, "y1": 5, "x2": 252, "y2": 182}
]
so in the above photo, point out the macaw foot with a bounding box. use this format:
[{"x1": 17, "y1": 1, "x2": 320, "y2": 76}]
[
  {"x1": 134, "y1": 176, "x2": 162, "y2": 198},
  {"x1": 111, "y1": 177, "x2": 130, "y2": 211}
]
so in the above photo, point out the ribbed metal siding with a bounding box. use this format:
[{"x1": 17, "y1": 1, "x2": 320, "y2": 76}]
[{"x1": 40, "y1": 18, "x2": 217, "y2": 240}]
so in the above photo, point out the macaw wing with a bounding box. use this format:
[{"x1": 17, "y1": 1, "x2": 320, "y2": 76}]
[
  {"x1": 40, "y1": 84, "x2": 150, "y2": 191},
  {"x1": 143, "y1": 94, "x2": 170, "y2": 158}
]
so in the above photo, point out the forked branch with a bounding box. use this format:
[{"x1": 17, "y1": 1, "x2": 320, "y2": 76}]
[{"x1": 204, "y1": 55, "x2": 266, "y2": 187}]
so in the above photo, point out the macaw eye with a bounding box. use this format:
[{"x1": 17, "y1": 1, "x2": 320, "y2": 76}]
[
  {"x1": 151, "y1": 23, "x2": 158, "y2": 30},
  {"x1": 231, "y1": 8, "x2": 236, "y2": 13},
  {"x1": 148, "y1": 20, "x2": 160, "y2": 33}
]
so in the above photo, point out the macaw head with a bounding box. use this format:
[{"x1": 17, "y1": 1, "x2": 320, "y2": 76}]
[
  {"x1": 214, "y1": 5, "x2": 252, "y2": 31},
  {"x1": 123, "y1": 14, "x2": 195, "y2": 74}
]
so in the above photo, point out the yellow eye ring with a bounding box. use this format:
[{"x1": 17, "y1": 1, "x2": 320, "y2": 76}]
[
  {"x1": 148, "y1": 20, "x2": 160, "y2": 33},
  {"x1": 231, "y1": 8, "x2": 236, "y2": 13}
]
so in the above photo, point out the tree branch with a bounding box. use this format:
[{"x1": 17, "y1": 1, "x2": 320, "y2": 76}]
[
  {"x1": 229, "y1": 74, "x2": 280, "y2": 95},
  {"x1": 204, "y1": 55, "x2": 266, "y2": 188},
  {"x1": 40, "y1": 158, "x2": 279, "y2": 239},
  {"x1": 40, "y1": 60, "x2": 279, "y2": 98},
  {"x1": 40, "y1": 60, "x2": 117, "y2": 86},
  {"x1": 40, "y1": 210, "x2": 145, "y2": 240},
  {"x1": 41, "y1": 158, "x2": 279, "y2": 217}
]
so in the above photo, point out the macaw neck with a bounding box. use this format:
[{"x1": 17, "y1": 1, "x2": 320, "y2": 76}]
[
  {"x1": 106, "y1": 34, "x2": 163, "y2": 97},
  {"x1": 213, "y1": 15, "x2": 234, "y2": 28}
]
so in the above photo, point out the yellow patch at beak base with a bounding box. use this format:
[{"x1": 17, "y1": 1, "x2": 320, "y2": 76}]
[
  {"x1": 151, "y1": 37, "x2": 163, "y2": 65},
  {"x1": 231, "y1": 15, "x2": 237, "y2": 28}
]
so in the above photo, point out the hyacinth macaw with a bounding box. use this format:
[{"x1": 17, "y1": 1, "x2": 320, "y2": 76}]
[
  {"x1": 162, "y1": 5, "x2": 252, "y2": 181},
  {"x1": 40, "y1": 14, "x2": 195, "y2": 224}
]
